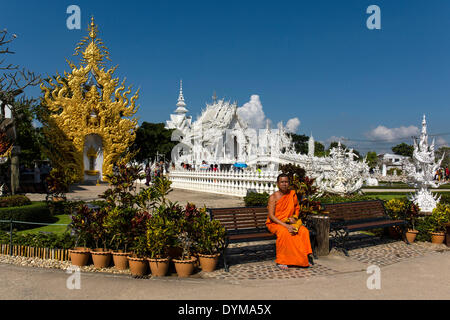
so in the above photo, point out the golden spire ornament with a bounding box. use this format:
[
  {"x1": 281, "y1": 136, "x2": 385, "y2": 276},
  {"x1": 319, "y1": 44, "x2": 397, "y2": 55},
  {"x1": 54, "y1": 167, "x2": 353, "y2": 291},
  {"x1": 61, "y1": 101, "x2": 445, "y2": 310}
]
[{"x1": 40, "y1": 17, "x2": 139, "y2": 182}]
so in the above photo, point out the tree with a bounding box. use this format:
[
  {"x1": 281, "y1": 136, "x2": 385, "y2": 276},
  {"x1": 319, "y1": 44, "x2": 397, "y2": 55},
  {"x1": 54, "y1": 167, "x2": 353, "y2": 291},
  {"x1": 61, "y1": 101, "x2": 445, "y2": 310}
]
[
  {"x1": 0, "y1": 29, "x2": 41, "y2": 194},
  {"x1": 366, "y1": 151, "x2": 379, "y2": 169},
  {"x1": 391, "y1": 143, "x2": 414, "y2": 158},
  {"x1": 314, "y1": 141, "x2": 325, "y2": 157},
  {"x1": 435, "y1": 146, "x2": 450, "y2": 168},
  {"x1": 290, "y1": 133, "x2": 309, "y2": 154},
  {"x1": 289, "y1": 133, "x2": 325, "y2": 156},
  {"x1": 130, "y1": 122, "x2": 177, "y2": 163}
]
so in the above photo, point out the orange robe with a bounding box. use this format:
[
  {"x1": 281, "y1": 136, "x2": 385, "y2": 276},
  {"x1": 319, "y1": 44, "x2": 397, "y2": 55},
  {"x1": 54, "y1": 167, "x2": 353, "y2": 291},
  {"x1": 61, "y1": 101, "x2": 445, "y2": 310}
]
[{"x1": 266, "y1": 190, "x2": 313, "y2": 267}]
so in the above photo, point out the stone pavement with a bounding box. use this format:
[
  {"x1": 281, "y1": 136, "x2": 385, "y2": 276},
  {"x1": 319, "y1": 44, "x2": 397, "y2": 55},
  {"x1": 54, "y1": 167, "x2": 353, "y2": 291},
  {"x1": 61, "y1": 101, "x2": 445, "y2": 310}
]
[
  {"x1": 200, "y1": 236, "x2": 447, "y2": 281},
  {"x1": 25, "y1": 184, "x2": 245, "y2": 208},
  {"x1": 0, "y1": 241, "x2": 448, "y2": 300}
]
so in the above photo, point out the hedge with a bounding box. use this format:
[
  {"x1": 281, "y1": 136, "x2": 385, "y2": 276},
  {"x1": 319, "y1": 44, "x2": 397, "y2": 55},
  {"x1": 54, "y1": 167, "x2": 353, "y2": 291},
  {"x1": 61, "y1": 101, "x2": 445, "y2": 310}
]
[
  {"x1": 316, "y1": 194, "x2": 384, "y2": 204},
  {"x1": 0, "y1": 195, "x2": 32, "y2": 208},
  {"x1": 244, "y1": 192, "x2": 269, "y2": 207},
  {"x1": 0, "y1": 231, "x2": 76, "y2": 249},
  {"x1": 0, "y1": 202, "x2": 53, "y2": 231}
]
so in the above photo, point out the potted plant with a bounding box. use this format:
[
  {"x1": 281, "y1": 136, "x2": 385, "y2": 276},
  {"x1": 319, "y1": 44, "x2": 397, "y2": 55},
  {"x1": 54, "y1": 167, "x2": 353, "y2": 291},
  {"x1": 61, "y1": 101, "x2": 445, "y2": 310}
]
[
  {"x1": 100, "y1": 161, "x2": 153, "y2": 270},
  {"x1": 146, "y1": 214, "x2": 175, "y2": 277},
  {"x1": 172, "y1": 230, "x2": 197, "y2": 277},
  {"x1": 403, "y1": 201, "x2": 420, "y2": 243},
  {"x1": 428, "y1": 203, "x2": 450, "y2": 244},
  {"x1": 88, "y1": 208, "x2": 112, "y2": 268},
  {"x1": 192, "y1": 209, "x2": 226, "y2": 272},
  {"x1": 384, "y1": 198, "x2": 408, "y2": 239},
  {"x1": 127, "y1": 209, "x2": 151, "y2": 277},
  {"x1": 68, "y1": 203, "x2": 93, "y2": 266},
  {"x1": 103, "y1": 207, "x2": 134, "y2": 270},
  {"x1": 128, "y1": 233, "x2": 149, "y2": 277}
]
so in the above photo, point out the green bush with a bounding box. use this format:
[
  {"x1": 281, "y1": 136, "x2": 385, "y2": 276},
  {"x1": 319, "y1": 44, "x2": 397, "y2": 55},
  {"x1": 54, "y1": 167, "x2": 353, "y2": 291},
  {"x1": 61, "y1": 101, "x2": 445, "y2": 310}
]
[
  {"x1": 244, "y1": 192, "x2": 270, "y2": 207},
  {"x1": 415, "y1": 216, "x2": 432, "y2": 242},
  {"x1": 0, "y1": 195, "x2": 32, "y2": 208},
  {"x1": 0, "y1": 231, "x2": 76, "y2": 249},
  {"x1": 0, "y1": 202, "x2": 53, "y2": 231},
  {"x1": 438, "y1": 193, "x2": 450, "y2": 205},
  {"x1": 316, "y1": 194, "x2": 379, "y2": 204}
]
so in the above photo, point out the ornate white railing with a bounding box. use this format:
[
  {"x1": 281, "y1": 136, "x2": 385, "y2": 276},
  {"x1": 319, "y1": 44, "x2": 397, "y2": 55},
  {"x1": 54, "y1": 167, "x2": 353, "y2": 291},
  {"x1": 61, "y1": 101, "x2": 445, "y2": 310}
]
[{"x1": 168, "y1": 170, "x2": 280, "y2": 197}]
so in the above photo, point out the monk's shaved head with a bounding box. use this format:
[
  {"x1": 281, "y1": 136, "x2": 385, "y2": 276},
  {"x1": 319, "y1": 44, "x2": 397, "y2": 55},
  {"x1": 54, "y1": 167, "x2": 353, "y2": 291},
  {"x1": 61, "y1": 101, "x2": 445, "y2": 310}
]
[{"x1": 277, "y1": 173, "x2": 289, "y2": 182}]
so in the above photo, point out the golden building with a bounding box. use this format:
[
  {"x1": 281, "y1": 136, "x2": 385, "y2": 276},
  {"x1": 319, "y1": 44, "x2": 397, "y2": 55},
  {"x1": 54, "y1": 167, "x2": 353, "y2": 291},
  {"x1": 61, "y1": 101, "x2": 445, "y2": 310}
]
[{"x1": 40, "y1": 17, "x2": 139, "y2": 182}]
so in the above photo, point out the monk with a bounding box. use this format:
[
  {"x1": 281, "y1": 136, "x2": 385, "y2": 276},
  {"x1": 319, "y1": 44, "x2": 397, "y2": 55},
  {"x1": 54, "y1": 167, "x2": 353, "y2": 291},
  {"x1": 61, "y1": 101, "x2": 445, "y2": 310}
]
[{"x1": 266, "y1": 173, "x2": 314, "y2": 269}]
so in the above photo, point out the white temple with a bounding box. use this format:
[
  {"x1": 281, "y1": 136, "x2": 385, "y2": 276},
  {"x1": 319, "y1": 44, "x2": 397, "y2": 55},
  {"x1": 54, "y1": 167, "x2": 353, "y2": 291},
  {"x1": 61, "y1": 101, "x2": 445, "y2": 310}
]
[
  {"x1": 166, "y1": 82, "x2": 371, "y2": 196},
  {"x1": 166, "y1": 81, "x2": 295, "y2": 169}
]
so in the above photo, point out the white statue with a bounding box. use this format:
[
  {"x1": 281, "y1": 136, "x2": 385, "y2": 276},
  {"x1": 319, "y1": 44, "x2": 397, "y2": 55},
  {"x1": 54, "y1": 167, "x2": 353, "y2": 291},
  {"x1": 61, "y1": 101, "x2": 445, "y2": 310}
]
[{"x1": 404, "y1": 115, "x2": 447, "y2": 212}]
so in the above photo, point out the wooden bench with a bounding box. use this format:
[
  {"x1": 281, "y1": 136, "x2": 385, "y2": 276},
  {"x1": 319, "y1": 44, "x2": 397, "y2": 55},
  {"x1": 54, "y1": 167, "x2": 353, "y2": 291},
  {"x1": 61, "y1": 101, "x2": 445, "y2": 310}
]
[
  {"x1": 207, "y1": 206, "x2": 317, "y2": 272},
  {"x1": 323, "y1": 200, "x2": 408, "y2": 256}
]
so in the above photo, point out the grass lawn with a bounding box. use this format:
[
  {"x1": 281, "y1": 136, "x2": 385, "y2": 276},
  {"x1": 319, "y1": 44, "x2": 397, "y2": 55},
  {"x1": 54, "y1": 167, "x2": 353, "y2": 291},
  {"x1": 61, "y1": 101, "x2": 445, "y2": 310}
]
[
  {"x1": 364, "y1": 183, "x2": 450, "y2": 189},
  {"x1": 17, "y1": 215, "x2": 71, "y2": 235},
  {"x1": 363, "y1": 194, "x2": 408, "y2": 201}
]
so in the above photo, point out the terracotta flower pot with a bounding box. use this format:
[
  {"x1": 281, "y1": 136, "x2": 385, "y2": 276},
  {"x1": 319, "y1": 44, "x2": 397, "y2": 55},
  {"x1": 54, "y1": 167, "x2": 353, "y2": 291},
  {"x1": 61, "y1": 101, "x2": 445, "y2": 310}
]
[
  {"x1": 405, "y1": 229, "x2": 419, "y2": 243},
  {"x1": 128, "y1": 256, "x2": 149, "y2": 276},
  {"x1": 69, "y1": 247, "x2": 91, "y2": 267},
  {"x1": 90, "y1": 249, "x2": 112, "y2": 268},
  {"x1": 148, "y1": 258, "x2": 170, "y2": 277},
  {"x1": 173, "y1": 257, "x2": 197, "y2": 278},
  {"x1": 198, "y1": 253, "x2": 220, "y2": 272},
  {"x1": 112, "y1": 251, "x2": 131, "y2": 270},
  {"x1": 431, "y1": 232, "x2": 446, "y2": 244}
]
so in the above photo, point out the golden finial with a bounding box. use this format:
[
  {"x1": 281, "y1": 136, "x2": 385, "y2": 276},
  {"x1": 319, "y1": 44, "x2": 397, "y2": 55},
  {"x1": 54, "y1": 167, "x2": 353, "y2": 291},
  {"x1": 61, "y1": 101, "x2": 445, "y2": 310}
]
[{"x1": 89, "y1": 16, "x2": 97, "y2": 40}]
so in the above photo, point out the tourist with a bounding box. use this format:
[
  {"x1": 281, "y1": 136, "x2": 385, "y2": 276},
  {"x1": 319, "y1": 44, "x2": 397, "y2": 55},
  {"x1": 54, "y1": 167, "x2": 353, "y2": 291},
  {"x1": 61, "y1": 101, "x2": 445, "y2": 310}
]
[
  {"x1": 34, "y1": 163, "x2": 41, "y2": 184},
  {"x1": 446, "y1": 166, "x2": 449, "y2": 180},
  {"x1": 213, "y1": 164, "x2": 218, "y2": 172},
  {"x1": 266, "y1": 173, "x2": 314, "y2": 270},
  {"x1": 145, "y1": 164, "x2": 151, "y2": 186},
  {"x1": 154, "y1": 164, "x2": 161, "y2": 178}
]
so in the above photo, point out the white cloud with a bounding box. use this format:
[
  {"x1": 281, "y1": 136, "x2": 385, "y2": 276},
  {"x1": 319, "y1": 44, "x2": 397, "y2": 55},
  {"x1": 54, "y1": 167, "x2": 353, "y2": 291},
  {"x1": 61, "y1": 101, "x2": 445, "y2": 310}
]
[
  {"x1": 436, "y1": 137, "x2": 448, "y2": 147},
  {"x1": 237, "y1": 95, "x2": 267, "y2": 129},
  {"x1": 327, "y1": 136, "x2": 347, "y2": 144},
  {"x1": 366, "y1": 125, "x2": 419, "y2": 142},
  {"x1": 238, "y1": 95, "x2": 301, "y2": 133},
  {"x1": 285, "y1": 117, "x2": 301, "y2": 133}
]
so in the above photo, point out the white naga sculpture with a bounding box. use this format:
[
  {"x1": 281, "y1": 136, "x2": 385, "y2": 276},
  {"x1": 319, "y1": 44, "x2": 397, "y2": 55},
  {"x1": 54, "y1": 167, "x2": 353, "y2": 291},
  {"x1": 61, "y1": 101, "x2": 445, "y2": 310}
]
[{"x1": 404, "y1": 115, "x2": 446, "y2": 212}]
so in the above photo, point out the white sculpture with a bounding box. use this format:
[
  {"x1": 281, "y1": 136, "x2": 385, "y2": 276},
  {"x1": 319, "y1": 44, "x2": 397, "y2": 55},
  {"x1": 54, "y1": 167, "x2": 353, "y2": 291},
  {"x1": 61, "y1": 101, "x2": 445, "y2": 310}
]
[
  {"x1": 313, "y1": 142, "x2": 370, "y2": 196},
  {"x1": 404, "y1": 115, "x2": 446, "y2": 212}
]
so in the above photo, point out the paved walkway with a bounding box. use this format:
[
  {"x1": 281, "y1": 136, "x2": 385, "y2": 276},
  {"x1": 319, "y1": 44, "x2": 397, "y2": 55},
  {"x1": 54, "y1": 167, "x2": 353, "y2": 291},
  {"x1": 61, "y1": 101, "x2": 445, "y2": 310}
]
[
  {"x1": 0, "y1": 241, "x2": 448, "y2": 299},
  {"x1": 26, "y1": 184, "x2": 245, "y2": 208}
]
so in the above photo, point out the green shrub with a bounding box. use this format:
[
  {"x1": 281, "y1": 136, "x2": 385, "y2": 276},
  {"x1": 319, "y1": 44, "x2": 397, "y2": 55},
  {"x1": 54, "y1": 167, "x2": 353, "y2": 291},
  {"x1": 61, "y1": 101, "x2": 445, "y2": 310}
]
[
  {"x1": 0, "y1": 231, "x2": 76, "y2": 249},
  {"x1": 438, "y1": 193, "x2": 450, "y2": 205},
  {"x1": 244, "y1": 192, "x2": 270, "y2": 207},
  {"x1": 0, "y1": 202, "x2": 53, "y2": 231},
  {"x1": 316, "y1": 194, "x2": 378, "y2": 204},
  {"x1": 0, "y1": 195, "x2": 32, "y2": 208}
]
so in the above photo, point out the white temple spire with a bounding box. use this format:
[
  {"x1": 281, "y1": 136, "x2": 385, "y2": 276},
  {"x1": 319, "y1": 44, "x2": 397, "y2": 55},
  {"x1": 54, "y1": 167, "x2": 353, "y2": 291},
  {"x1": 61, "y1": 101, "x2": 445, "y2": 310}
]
[
  {"x1": 421, "y1": 114, "x2": 427, "y2": 135},
  {"x1": 175, "y1": 79, "x2": 188, "y2": 114}
]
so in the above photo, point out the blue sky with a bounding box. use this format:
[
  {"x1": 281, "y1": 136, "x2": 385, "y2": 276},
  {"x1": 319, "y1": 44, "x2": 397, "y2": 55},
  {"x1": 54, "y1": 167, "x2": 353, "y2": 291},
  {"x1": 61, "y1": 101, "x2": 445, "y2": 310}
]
[{"x1": 1, "y1": 0, "x2": 450, "y2": 154}]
